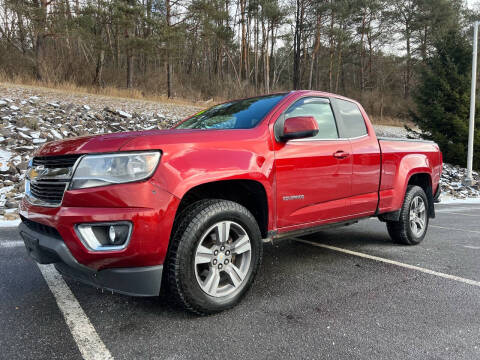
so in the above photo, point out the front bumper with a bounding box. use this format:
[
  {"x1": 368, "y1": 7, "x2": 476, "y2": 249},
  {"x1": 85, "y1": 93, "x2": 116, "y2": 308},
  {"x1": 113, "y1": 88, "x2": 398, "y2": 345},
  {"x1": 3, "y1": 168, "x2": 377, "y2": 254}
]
[
  {"x1": 19, "y1": 222, "x2": 163, "y2": 296},
  {"x1": 18, "y1": 180, "x2": 179, "y2": 269}
]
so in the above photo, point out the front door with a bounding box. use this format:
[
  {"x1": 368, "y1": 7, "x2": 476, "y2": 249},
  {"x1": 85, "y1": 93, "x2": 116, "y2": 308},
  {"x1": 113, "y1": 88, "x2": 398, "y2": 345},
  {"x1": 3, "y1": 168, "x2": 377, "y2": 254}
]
[{"x1": 274, "y1": 97, "x2": 353, "y2": 230}]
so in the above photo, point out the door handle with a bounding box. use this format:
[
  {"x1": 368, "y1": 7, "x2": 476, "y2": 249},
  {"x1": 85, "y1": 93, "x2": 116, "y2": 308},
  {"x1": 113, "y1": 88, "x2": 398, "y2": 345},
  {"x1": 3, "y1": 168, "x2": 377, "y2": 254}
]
[{"x1": 333, "y1": 150, "x2": 350, "y2": 159}]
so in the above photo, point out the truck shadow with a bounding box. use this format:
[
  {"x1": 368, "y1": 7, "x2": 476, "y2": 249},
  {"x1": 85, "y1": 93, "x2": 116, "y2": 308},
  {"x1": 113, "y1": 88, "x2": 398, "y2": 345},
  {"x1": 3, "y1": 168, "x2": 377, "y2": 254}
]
[{"x1": 65, "y1": 224, "x2": 398, "y2": 319}]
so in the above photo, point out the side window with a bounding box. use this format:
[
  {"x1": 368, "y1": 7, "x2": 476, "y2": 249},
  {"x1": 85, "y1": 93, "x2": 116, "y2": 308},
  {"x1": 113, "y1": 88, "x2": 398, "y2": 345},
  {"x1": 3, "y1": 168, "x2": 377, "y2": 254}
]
[
  {"x1": 334, "y1": 99, "x2": 368, "y2": 138},
  {"x1": 284, "y1": 98, "x2": 338, "y2": 139}
]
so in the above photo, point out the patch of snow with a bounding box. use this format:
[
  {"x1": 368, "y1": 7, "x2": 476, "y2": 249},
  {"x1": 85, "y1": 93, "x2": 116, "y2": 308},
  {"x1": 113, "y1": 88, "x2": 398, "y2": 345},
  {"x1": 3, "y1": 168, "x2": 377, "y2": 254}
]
[
  {"x1": 0, "y1": 149, "x2": 12, "y2": 172},
  {"x1": 50, "y1": 129, "x2": 63, "y2": 139},
  {"x1": 117, "y1": 110, "x2": 132, "y2": 118},
  {"x1": 12, "y1": 155, "x2": 21, "y2": 166},
  {"x1": 0, "y1": 219, "x2": 21, "y2": 227},
  {"x1": 29, "y1": 96, "x2": 40, "y2": 104},
  {"x1": 18, "y1": 132, "x2": 32, "y2": 140},
  {"x1": 0, "y1": 185, "x2": 14, "y2": 195},
  {"x1": 438, "y1": 195, "x2": 480, "y2": 204}
]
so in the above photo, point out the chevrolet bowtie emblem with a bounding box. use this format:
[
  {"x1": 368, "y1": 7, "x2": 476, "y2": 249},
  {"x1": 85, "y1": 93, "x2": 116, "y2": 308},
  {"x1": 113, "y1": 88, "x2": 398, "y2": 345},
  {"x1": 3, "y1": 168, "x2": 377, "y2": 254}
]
[{"x1": 27, "y1": 165, "x2": 45, "y2": 180}]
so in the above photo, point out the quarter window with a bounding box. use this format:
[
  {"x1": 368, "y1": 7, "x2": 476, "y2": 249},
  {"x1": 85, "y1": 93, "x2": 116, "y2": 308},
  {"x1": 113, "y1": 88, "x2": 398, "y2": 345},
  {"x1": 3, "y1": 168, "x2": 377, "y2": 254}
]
[
  {"x1": 284, "y1": 98, "x2": 338, "y2": 140},
  {"x1": 334, "y1": 99, "x2": 368, "y2": 138}
]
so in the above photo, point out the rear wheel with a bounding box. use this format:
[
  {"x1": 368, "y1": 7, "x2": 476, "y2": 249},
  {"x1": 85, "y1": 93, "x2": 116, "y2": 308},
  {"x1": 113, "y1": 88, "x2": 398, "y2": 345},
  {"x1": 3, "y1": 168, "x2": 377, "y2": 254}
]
[
  {"x1": 166, "y1": 199, "x2": 262, "y2": 315},
  {"x1": 386, "y1": 185, "x2": 429, "y2": 245}
]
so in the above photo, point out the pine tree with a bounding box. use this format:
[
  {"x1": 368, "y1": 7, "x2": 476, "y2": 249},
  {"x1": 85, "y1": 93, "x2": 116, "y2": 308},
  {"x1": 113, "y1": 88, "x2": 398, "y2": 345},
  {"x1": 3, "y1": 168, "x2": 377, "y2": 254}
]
[{"x1": 411, "y1": 29, "x2": 480, "y2": 169}]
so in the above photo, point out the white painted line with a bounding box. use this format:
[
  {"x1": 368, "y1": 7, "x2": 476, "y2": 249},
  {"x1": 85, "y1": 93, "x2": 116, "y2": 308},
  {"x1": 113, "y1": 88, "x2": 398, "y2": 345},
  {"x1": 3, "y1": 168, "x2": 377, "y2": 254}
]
[
  {"x1": 37, "y1": 264, "x2": 113, "y2": 360},
  {"x1": 431, "y1": 225, "x2": 480, "y2": 234},
  {"x1": 0, "y1": 240, "x2": 24, "y2": 248},
  {"x1": 436, "y1": 211, "x2": 480, "y2": 217},
  {"x1": 293, "y1": 238, "x2": 480, "y2": 288},
  {"x1": 436, "y1": 207, "x2": 480, "y2": 213}
]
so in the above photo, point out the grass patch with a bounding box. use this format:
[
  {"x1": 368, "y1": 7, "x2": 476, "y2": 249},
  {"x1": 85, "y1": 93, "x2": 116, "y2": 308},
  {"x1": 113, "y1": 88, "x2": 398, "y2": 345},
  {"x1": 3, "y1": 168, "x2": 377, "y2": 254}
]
[{"x1": 0, "y1": 72, "x2": 201, "y2": 107}]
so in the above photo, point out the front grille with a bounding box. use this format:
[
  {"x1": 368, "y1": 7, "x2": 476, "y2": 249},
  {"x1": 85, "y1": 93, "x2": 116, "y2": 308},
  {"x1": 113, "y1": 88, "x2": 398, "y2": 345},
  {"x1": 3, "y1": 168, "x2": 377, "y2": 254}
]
[
  {"x1": 29, "y1": 181, "x2": 67, "y2": 204},
  {"x1": 20, "y1": 216, "x2": 62, "y2": 239},
  {"x1": 27, "y1": 155, "x2": 82, "y2": 206},
  {"x1": 32, "y1": 155, "x2": 82, "y2": 168}
]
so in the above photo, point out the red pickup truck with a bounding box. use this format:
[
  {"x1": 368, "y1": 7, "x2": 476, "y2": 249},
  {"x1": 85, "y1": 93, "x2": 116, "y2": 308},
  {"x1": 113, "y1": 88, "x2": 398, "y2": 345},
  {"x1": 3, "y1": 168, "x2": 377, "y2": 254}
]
[{"x1": 19, "y1": 90, "x2": 442, "y2": 314}]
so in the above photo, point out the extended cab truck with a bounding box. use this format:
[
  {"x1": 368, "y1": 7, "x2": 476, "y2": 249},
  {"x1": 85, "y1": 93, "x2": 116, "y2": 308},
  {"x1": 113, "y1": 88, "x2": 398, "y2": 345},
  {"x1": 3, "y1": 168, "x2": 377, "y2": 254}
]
[{"x1": 18, "y1": 91, "x2": 442, "y2": 314}]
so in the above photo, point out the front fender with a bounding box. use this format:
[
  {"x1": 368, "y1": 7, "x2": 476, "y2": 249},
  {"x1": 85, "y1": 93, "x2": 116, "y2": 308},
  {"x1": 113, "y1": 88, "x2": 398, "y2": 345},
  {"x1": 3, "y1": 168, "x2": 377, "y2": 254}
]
[{"x1": 150, "y1": 145, "x2": 276, "y2": 232}]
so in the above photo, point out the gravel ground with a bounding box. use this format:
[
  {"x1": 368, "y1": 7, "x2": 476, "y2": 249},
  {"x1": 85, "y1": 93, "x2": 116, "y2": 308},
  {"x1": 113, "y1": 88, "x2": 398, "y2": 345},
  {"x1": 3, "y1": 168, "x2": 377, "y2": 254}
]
[
  {"x1": 373, "y1": 124, "x2": 410, "y2": 138},
  {"x1": 0, "y1": 84, "x2": 478, "y2": 221}
]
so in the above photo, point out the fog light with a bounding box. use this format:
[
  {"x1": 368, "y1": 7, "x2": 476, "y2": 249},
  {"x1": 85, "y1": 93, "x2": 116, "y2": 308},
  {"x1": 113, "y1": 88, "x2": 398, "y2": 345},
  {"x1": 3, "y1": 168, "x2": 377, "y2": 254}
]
[
  {"x1": 75, "y1": 222, "x2": 132, "y2": 251},
  {"x1": 108, "y1": 226, "x2": 116, "y2": 243}
]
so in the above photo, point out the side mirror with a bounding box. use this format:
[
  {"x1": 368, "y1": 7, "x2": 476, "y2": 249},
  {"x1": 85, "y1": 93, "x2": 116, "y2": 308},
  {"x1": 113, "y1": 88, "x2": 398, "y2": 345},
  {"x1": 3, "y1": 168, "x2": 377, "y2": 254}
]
[{"x1": 280, "y1": 116, "x2": 319, "y2": 141}]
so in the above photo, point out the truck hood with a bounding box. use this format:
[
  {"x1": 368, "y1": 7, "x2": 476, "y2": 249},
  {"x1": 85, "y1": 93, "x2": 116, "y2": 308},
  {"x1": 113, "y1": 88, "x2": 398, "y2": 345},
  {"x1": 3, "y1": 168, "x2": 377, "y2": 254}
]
[
  {"x1": 35, "y1": 131, "x2": 143, "y2": 156},
  {"x1": 34, "y1": 128, "x2": 256, "y2": 156}
]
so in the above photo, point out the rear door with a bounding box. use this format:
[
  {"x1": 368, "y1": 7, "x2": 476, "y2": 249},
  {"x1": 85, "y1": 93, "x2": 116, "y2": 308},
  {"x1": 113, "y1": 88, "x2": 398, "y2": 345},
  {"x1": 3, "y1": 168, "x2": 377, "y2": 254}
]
[
  {"x1": 274, "y1": 97, "x2": 353, "y2": 229},
  {"x1": 331, "y1": 98, "x2": 381, "y2": 217}
]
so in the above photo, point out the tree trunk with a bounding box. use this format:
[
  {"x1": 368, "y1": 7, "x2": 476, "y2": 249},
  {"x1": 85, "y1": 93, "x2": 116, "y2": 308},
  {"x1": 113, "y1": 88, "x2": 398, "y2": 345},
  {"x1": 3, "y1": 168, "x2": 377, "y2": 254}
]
[
  {"x1": 264, "y1": 21, "x2": 270, "y2": 93},
  {"x1": 367, "y1": 18, "x2": 373, "y2": 81},
  {"x1": 308, "y1": 12, "x2": 322, "y2": 90},
  {"x1": 127, "y1": 50, "x2": 134, "y2": 88},
  {"x1": 360, "y1": 13, "x2": 366, "y2": 92},
  {"x1": 335, "y1": 46, "x2": 342, "y2": 93},
  {"x1": 16, "y1": 10, "x2": 27, "y2": 54},
  {"x1": 269, "y1": 20, "x2": 275, "y2": 92},
  {"x1": 405, "y1": 25, "x2": 411, "y2": 98},
  {"x1": 293, "y1": 0, "x2": 303, "y2": 89},
  {"x1": 240, "y1": 0, "x2": 247, "y2": 80},
  {"x1": 93, "y1": 49, "x2": 105, "y2": 86},
  {"x1": 166, "y1": 0, "x2": 173, "y2": 97},
  {"x1": 34, "y1": 0, "x2": 49, "y2": 81},
  {"x1": 35, "y1": 34, "x2": 46, "y2": 80},
  {"x1": 254, "y1": 12, "x2": 259, "y2": 90},
  {"x1": 328, "y1": 8, "x2": 335, "y2": 92}
]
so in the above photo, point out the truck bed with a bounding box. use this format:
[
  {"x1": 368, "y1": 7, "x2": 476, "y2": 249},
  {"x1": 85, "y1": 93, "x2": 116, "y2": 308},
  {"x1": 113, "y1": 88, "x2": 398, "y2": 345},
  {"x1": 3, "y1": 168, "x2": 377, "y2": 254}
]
[{"x1": 377, "y1": 137, "x2": 442, "y2": 215}]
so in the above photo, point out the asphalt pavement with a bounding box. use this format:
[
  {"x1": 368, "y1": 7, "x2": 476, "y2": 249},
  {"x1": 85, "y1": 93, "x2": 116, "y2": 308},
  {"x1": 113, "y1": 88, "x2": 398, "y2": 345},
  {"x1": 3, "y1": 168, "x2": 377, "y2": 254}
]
[{"x1": 1, "y1": 202, "x2": 480, "y2": 360}]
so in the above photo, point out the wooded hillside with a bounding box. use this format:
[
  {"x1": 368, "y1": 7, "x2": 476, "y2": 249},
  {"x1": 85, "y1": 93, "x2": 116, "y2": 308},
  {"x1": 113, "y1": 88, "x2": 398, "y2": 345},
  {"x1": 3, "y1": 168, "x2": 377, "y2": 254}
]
[{"x1": 0, "y1": 0, "x2": 474, "y2": 121}]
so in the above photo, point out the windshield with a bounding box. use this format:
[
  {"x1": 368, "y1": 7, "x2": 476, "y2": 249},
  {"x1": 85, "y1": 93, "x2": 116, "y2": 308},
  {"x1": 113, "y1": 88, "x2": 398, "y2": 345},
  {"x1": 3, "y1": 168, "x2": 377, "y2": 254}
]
[{"x1": 175, "y1": 94, "x2": 286, "y2": 130}]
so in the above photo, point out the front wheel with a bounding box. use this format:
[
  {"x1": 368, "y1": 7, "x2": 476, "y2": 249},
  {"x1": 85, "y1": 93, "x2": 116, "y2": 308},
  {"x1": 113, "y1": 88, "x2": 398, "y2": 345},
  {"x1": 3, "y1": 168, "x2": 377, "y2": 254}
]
[
  {"x1": 386, "y1": 185, "x2": 429, "y2": 245},
  {"x1": 165, "y1": 199, "x2": 262, "y2": 315}
]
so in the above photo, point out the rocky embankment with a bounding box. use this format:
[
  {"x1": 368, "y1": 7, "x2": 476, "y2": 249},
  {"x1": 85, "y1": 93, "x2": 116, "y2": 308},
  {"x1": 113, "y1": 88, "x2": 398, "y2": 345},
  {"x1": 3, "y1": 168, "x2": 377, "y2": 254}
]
[
  {"x1": 0, "y1": 84, "x2": 479, "y2": 222},
  {"x1": 0, "y1": 84, "x2": 200, "y2": 221}
]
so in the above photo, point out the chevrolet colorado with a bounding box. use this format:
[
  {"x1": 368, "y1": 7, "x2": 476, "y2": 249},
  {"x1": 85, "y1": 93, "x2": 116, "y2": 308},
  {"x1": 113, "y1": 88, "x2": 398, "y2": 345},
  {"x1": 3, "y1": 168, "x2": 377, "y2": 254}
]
[{"x1": 18, "y1": 90, "x2": 442, "y2": 314}]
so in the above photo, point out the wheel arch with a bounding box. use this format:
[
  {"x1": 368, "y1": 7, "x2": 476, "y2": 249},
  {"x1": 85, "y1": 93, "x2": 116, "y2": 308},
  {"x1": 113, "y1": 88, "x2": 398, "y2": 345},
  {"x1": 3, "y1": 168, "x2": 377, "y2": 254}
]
[
  {"x1": 172, "y1": 179, "x2": 270, "y2": 239},
  {"x1": 407, "y1": 172, "x2": 435, "y2": 219}
]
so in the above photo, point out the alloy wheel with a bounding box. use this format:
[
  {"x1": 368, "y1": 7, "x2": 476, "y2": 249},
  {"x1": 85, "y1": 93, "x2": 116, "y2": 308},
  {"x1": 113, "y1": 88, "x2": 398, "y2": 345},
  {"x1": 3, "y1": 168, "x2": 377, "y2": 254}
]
[
  {"x1": 409, "y1": 195, "x2": 426, "y2": 237},
  {"x1": 194, "y1": 221, "x2": 252, "y2": 297}
]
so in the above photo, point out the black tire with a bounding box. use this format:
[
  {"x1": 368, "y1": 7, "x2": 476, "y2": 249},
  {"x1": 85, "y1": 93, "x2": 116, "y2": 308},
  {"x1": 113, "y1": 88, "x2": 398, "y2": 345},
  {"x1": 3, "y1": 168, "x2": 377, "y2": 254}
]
[
  {"x1": 165, "y1": 199, "x2": 263, "y2": 315},
  {"x1": 386, "y1": 185, "x2": 429, "y2": 245}
]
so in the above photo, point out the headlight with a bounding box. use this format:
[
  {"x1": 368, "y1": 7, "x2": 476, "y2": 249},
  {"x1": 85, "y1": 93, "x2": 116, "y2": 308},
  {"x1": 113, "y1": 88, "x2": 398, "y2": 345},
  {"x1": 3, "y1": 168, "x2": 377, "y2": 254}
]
[{"x1": 71, "y1": 151, "x2": 161, "y2": 189}]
